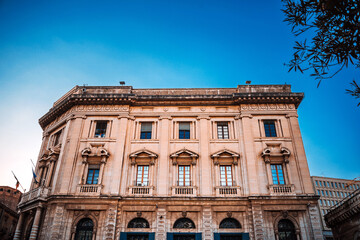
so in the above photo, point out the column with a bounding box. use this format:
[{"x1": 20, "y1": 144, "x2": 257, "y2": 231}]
[
  {"x1": 158, "y1": 116, "x2": 171, "y2": 195},
  {"x1": 198, "y1": 116, "x2": 211, "y2": 195},
  {"x1": 13, "y1": 212, "x2": 25, "y2": 240},
  {"x1": 241, "y1": 114, "x2": 260, "y2": 194},
  {"x1": 29, "y1": 207, "x2": 42, "y2": 240}
]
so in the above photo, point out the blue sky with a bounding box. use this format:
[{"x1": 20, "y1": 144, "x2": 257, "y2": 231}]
[{"x1": 0, "y1": 0, "x2": 359, "y2": 190}]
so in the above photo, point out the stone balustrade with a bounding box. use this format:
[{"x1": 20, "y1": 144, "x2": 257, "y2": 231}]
[
  {"x1": 171, "y1": 186, "x2": 197, "y2": 196},
  {"x1": 19, "y1": 186, "x2": 49, "y2": 206},
  {"x1": 129, "y1": 186, "x2": 153, "y2": 195},
  {"x1": 76, "y1": 184, "x2": 102, "y2": 196},
  {"x1": 215, "y1": 186, "x2": 241, "y2": 196},
  {"x1": 268, "y1": 184, "x2": 295, "y2": 195}
]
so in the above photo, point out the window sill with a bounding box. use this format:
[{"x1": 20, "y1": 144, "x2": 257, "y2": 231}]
[
  {"x1": 210, "y1": 139, "x2": 239, "y2": 143},
  {"x1": 254, "y1": 137, "x2": 292, "y2": 142},
  {"x1": 131, "y1": 139, "x2": 160, "y2": 143},
  {"x1": 81, "y1": 138, "x2": 117, "y2": 142},
  {"x1": 170, "y1": 139, "x2": 199, "y2": 143}
]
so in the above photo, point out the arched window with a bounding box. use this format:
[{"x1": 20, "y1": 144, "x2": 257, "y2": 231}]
[
  {"x1": 75, "y1": 218, "x2": 94, "y2": 240},
  {"x1": 219, "y1": 218, "x2": 241, "y2": 229},
  {"x1": 127, "y1": 218, "x2": 150, "y2": 228},
  {"x1": 278, "y1": 219, "x2": 296, "y2": 240},
  {"x1": 173, "y1": 218, "x2": 196, "y2": 229}
]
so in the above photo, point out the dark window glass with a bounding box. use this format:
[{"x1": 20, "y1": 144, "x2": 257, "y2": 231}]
[
  {"x1": 75, "y1": 218, "x2": 93, "y2": 240},
  {"x1": 140, "y1": 122, "x2": 152, "y2": 139},
  {"x1": 53, "y1": 130, "x2": 62, "y2": 146},
  {"x1": 278, "y1": 219, "x2": 296, "y2": 240},
  {"x1": 271, "y1": 165, "x2": 285, "y2": 185},
  {"x1": 174, "y1": 235, "x2": 196, "y2": 240},
  {"x1": 219, "y1": 218, "x2": 242, "y2": 229},
  {"x1": 94, "y1": 121, "x2": 107, "y2": 138},
  {"x1": 264, "y1": 121, "x2": 277, "y2": 137},
  {"x1": 219, "y1": 235, "x2": 243, "y2": 240},
  {"x1": 127, "y1": 218, "x2": 150, "y2": 228},
  {"x1": 86, "y1": 165, "x2": 100, "y2": 184},
  {"x1": 217, "y1": 122, "x2": 229, "y2": 139},
  {"x1": 127, "y1": 234, "x2": 149, "y2": 240},
  {"x1": 179, "y1": 122, "x2": 190, "y2": 139},
  {"x1": 173, "y1": 218, "x2": 196, "y2": 229}
]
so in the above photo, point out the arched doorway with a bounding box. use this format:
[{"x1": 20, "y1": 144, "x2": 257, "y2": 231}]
[
  {"x1": 278, "y1": 219, "x2": 296, "y2": 240},
  {"x1": 75, "y1": 218, "x2": 94, "y2": 240}
]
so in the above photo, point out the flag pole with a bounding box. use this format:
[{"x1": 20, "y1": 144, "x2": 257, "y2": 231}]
[
  {"x1": 11, "y1": 171, "x2": 25, "y2": 192},
  {"x1": 30, "y1": 159, "x2": 36, "y2": 168}
]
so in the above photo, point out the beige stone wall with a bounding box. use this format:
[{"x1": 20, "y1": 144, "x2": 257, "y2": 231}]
[{"x1": 17, "y1": 85, "x2": 322, "y2": 240}]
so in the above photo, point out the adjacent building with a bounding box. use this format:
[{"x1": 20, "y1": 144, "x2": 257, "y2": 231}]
[
  {"x1": 15, "y1": 84, "x2": 323, "y2": 240},
  {"x1": 311, "y1": 176, "x2": 360, "y2": 240},
  {"x1": 324, "y1": 188, "x2": 360, "y2": 240},
  {"x1": 0, "y1": 186, "x2": 22, "y2": 240}
]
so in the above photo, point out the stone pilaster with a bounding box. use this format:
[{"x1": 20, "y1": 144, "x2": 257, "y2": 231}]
[
  {"x1": 202, "y1": 207, "x2": 213, "y2": 240},
  {"x1": 50, "y1": 204, "x2": 66, "y2": 240},
  {"x1": 104, "y1": 205, "x2": 117, "y2": 240},
  {"x1": 308, "y1": 204, "x2": 323, "y2": 240},
  {"x1": 115, "y1": 205, "x2": 123, "y2": 240},
  {"x1": 252, "y1": 204, "x2": 265, "y2": 240},
  {"x1": 156, "y1": 206, "x2": 167, "y2": 240}
]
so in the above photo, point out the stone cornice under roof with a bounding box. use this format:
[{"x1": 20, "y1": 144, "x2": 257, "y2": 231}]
[{"x1": 39, "y1": 85, "x2": 304, "y2": 129}]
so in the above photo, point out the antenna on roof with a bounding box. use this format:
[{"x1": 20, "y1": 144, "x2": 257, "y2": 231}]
[
  {"x1": 245, "y1": 81, "x2": 251, "y2": 84},
  {"x1": 119, "y1": 81, "x2": 125, "y2": 86},
  {"x1": 82, "y1": 84, "x2": 88, "y2": 93}
]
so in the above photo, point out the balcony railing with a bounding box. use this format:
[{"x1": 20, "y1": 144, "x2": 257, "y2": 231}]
[
  {"x1": 19, "y1": 186, "x2": 49, "y2": 206},
  {"x1": 76, "y1": 184, "x2": 102, "y2": 195},
  {"x1": 129, "y1": 185, "x2": 153, "y2": 195},
  {"x1": 215, "y1": 186, "x2": 241, "y2": 196},
  {"x1": 172, "y1": 183, "x2": 197, "y2": 196},
  {"x1": 268, "y1": 184, "x2": 295, "y2": 195}
]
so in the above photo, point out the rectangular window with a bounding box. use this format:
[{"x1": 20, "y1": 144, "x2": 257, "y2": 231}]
[
  {"x1": 327, "y1": 182, "x2": 330, "y2": 187},
  {"x1": 53, "y1": 130, "x2": 62, "y2": 146},
  {"x1": 140, "y1": 122, "x2": 152, "y2": 139},
  {"x1": 319, "y1": 199, "x2": 322, "y2": 206},
  {"x1": 325, "y1": 190, "x2": 328, "y2": 196},
  {"x1": 319, "y1": 181, "x2": 322, "y2": 187},
  {"x1": 315, "y1": 180, "x2": 318, "y2": 187},
  {"x1": 178, "y1": 165, "x2": 191, "y2": 186},
  {"x1": 271, "y1": 164, "x2": 285, "y2": 185},
  {"x1": 136, "y1": 165, "x2": 149, "y2": 186},
  {"x1": 264, "y1": 120, "x2": 277, "y2": 137},
  {"x1": 86, "y1": 165, "x2": 100, "y2": 184},
  {"x1": 341, "y1": 192, "x2": 344, "y2": 197},
  {"x1": 217, "y1": 122, "x2": 229, "y2": 139},
  {"x1": 321, "y1": 190, "x2": 324, "y2": 196},
  {"x1": 331, "y1": 182, "x2": 334, "y2": 188},
  {"x1": 220, "y1": 166, "x2": 233, "y2": 186},
  {"x1": 179, "y1": 122, "x2": 190, "y2": 139},
  {"x1": 94, "y1": 121, "x2": 107, "y2": 138},
  {"x1": 342, "y1": 183, "x2": 345, "y2": 189},
  {"x1": 317, "y1": 190, "x2": 320, "y2": 195},
  {"x1": 329, "y1": 191, "x2": 332, "y2": 197},
  {"x1": 335, "y1": 182, "x2": 338, "y2": 188},
  {"x1": 337, "y1": 191, "x2": 340, "y2": 197}
]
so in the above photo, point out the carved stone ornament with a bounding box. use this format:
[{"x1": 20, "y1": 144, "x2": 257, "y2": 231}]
[
  {"x1": 137, "y1": 211, "x2": 142, "y2": 217},
  {"x1": 182, "y1": 211, "x2": 187, "y2": 217},
  {"x1": 281, "y1": 210, "x2": 289, "y2": 218},
  {"x1": 227, "y1": 211, "x2": 232, "y2": 218}
]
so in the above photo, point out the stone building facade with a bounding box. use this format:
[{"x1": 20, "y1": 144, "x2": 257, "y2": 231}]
[
  {"x1": 324, "y1": 188, "x2": 360, "y2": 240},
  {"x1": 15, "y1": 85, "x2": 323, "y2": 240},
  {"x1": 311, "y1": 176, "x2": 360, "y2": 240},
  {"x1": 0, "y1": 186, "x2": 22, "y2": 240}
]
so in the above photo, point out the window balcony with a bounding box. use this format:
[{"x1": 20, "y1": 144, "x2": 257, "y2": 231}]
[
  {"x1": 172, "y1": 181, "x2": 197, "y2": 196},
  {"x1": 268, "y1": 184, "x2": 295, "y2": 195},
  {"x1": 129, "y1": 181, "x2": 153, "y2": 195},
  {"x1": 19, "y1": 186, "x2": 49, "y2": 206},
  {"x1": 76, "y1": 184, "x2": 102, "y2": 196},
  {"x1": 215, "y1": 184, "x2": 241, "y2": 196}
]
